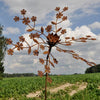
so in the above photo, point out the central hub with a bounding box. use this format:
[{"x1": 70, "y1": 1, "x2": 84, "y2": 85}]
[{"x1": 47, "y1": 33, "x2": 60, "y2": 47}]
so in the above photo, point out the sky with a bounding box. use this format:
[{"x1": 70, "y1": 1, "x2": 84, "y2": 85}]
[{"x1": 0, "y1": 0, "x2": 100, "y2": 74}]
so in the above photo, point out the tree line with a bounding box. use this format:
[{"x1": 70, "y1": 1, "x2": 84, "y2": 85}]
[
  {"x1": 4, "y1": 73, "x2": 36, "y2": 77},
  {"x1": 85, "y1": 64, "x2": 100, "y2": 73}
]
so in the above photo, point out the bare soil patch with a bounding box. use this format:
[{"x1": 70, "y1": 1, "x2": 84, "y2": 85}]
[
  {"x1": 69, "y1": 82, "x2": 87, "y2": 96},
  {"x1": 26, "y1": 82, "x2": 87, "y2": 98},
  {"x1": 49, "y1": 83, "x2": 73, "y2": 93},
  {"x1": 26, "y1": 91, "x2": 41, "y2": 98}
]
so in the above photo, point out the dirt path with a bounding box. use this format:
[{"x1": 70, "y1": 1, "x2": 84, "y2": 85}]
[
  {"x1": 26, "y1": 82, "x2": 87, "y2": 98},
  {"x1": 26, "y1": 83, "x2": 73, "y2": 98},
  {"x1": 98, "y1": 86, "x2": 100, "y2": 89},
  {"x1": 49, "y1": 83, "x2": 73, "y2": 93},
  {"x1": 27, "y1": 91, "x2": 41, "y2": 98},
  {"x1": 69, "y1": 82, "x2": 87, "y2": 96}
]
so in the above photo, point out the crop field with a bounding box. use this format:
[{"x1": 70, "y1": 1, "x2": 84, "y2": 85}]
[{"x1": 0, "y1": 73, "x2": 100, "y2": 100}]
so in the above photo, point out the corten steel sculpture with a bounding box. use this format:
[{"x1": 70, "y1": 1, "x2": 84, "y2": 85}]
[{"x1": 6, "y1": 7, "x2": 96, "y2": 100}]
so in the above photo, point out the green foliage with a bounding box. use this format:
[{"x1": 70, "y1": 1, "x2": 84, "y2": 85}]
[
  {"x1": 71, "y1": 83, "x2": 100, "y2": 100},
  {"x1": 85, "y1": 64, "x2": 100, "y2": 73},
  {"x1": 0, "y1": 25, "x2": 7, "y2": 79},
  {"x1": 0, "y1": 77, "x2": 45, "y2": 98},
  {"x1": 1, "y1": 73, "x2": 100, "y2": 99}
]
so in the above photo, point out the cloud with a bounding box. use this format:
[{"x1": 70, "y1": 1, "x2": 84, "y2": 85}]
[
  {"x1": 3, "y1": 27, "x2": 20, "y2": 34},
  {"x1": 51, "y1": 35, "x2": 100, "y2": 75},
  {"x1": 2, "y1": 0, "x2": 100, "y2": 74},
  {"x1": 4, "y1": 24, "x2": 100, "y2": 74},
  {"x1": 88, "y1": 22, "x2": 100, "y2": 30},
  {"x1": 22, "y1": 33, "x2": 43, "y2": 47},
  {"x1": 57, "y1": 19, "x2": 72, "y2": 29},
  {"x1": 60, "y1": 25, "x2": 96, "y2": 42},
  {"x1": 2, "y1": 0, "x2": 100, "y2": 22}
]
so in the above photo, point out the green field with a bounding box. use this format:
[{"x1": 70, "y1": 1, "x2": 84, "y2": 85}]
[{"x1": 0, "y1": 73, "x2": 100, "y2": 100}]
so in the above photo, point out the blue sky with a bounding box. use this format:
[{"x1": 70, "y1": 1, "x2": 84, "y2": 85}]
[{"x1": 0, "y1": 0, "x2": 100, "y2": 74}]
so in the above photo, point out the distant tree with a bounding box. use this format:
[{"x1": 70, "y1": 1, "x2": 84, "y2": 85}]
[
  {"x1": 85, "y1": 64, "x2": 100, "y2": 73},
  {"x1": 4, "y1": 73, "x2": 35, "y2": 77},
  {"x1": 0, "y1": 25, "x2": 7, "y2": 79}
]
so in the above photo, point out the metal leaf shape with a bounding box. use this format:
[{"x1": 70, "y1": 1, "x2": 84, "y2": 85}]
[
  {"x1": 33, "y1": 38, "x2": 39, "y2": 44},
  {"x1": 27, "y1": 28, "x2": 34, "y2": 32},
  {"x1": 28, "y1": 47, "x2": 31, "y2": 54},
  {"x1": 49, "y1": 60, "x2": 55, "y2": 67},
  {"x1": 43, "y1": 51, "x2": 48, "y2": 54}
]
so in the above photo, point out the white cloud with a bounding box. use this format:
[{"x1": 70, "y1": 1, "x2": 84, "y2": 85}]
[
  {"x1": 3, "y1": 27, "x2": 20, "y2": 34},
  {"x1": 2, "y1": 0, "x2": 100, "y2": 74},
  {"x1": 4, "y1": 25, "x2": 100, "y2": 74},
  {"x1": 73, "y1": 26, "x2": 96, "y2": 37},
  {"x1": 22, "y1": 33, "x2": 43, "y2": 46},
  {"x1": 22, "y1": 33, "x2": 34, "y2": 46},
  {"x1": 2, "y1": 0, "x2": 100, "y2": 22},
  {"x1": 88, "y1": 22, "x2": 100, "y2": 30},
  {"x1": 60, "y1": 25, "x2": 96, "y2": 42},
  {"x1": 57, "y1": 19, "x2": 72, "y2": 29}
]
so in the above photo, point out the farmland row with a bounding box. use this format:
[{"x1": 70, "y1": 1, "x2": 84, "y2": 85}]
[{"x1": 0, "y1": 73, "x2": 100, "y2": 99}]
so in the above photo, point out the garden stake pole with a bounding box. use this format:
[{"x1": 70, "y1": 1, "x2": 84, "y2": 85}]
[
  {"x1": 45, "y1": 46, "x2": 52, "y2": 100},
  {"x1": 45, "y1": 73, "x2": 48, "y2": 100}
]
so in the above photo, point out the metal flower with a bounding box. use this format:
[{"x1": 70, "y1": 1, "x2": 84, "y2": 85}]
[
  {"x1": 6, "y1": 6, "x2": 96, "y2": 100},
  {"x1": 7, "y1": 6, "x2": 96, "y2": 81}
]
